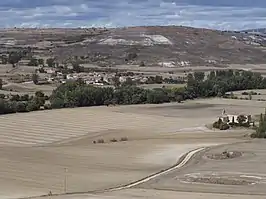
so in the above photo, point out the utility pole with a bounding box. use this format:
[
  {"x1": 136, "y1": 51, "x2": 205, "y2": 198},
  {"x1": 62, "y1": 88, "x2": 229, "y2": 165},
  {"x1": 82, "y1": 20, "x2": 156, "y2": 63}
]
[{"x1": 64, "y1": 167, "x2": 68, "y2": 193}]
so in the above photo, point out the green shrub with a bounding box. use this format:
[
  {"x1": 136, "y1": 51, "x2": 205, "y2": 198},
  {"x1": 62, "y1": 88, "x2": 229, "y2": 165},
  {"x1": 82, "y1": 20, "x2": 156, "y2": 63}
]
[
  {"x1": 250, "y1": 133, "x2": 257, "y2": 138},
  {"x1": 97, "y1": 139, "x2": 104, "y2": 144},
  {"x1": 241, "y1": 122, "x2": 251, "y2": 128},
  {"x1": 44, "y1": 104, "x2": 52, "y2": 110},
  {"x1": 120, "y1": 137, "x2": 128, "y2": 142},
  {"x1": 110, "y1": 138, "x2": 118, "y2": 142},
  {"x1": 16, "y1": 102, "x2": 28, "y2": 112},
  {"x1": 219, "y1": 123, "x2": 230, "y2": 130},
  {"x1": 213, "y1": 121, "x2": 220, "y2": 129},
  {"x1": 213, "y1": 118, "x2": 223, "y2": 129}
]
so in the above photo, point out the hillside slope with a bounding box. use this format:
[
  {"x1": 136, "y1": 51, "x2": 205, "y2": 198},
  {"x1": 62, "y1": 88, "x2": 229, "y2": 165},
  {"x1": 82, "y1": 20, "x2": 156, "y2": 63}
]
[{"x1": 0, "y1": 26, "x2": 265, "y2": 67}]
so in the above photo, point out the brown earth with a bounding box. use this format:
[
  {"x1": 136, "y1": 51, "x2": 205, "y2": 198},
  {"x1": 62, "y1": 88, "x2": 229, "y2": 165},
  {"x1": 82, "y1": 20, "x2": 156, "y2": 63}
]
[
  {"x1": 0, "y1": 26, "x2": 265, "y2": 67},
  {"x1": 0, "y1": 98, "x2": 264, "y2": 199},
  {"x1": 139, "y1": 140, "x2": 266, "y2": 196}
]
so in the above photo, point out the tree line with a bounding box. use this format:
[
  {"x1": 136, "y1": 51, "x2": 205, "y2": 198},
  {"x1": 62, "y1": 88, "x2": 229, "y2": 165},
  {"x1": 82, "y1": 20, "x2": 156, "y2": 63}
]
[
  {"x1": 0, "y1": 91, "x2": 48, "y2": 114},
  {"x1": 1, "y1": 70, "x2": 266, "y2": 115},
  {"x1": 252, "y1": 108, "x2": 266, "y2": 138}
]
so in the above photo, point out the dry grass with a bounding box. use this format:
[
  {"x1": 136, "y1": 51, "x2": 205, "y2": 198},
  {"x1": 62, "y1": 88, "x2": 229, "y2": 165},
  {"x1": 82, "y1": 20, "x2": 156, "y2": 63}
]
[
  {"x1": 1, "y1": 82, "x2": 56, "y2": 95},
  {"x1": 139, "y1": 83, "x2": 185, "y2": 89},
  {"x1": 229, "y1": 89, "x2": 266, "y2": 101}
]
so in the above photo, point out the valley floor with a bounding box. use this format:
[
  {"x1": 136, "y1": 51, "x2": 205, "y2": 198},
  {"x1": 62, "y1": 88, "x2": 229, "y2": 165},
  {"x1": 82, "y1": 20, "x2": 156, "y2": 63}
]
[{"x1": 0, "y1": 98, "x2": 265, "y2": 199}]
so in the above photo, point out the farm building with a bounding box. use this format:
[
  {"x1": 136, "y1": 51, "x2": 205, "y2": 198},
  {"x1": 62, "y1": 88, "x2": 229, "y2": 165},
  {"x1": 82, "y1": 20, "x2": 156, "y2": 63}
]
[{"x1": 219, "y1": 109, "x2": 251, "y2": 124}]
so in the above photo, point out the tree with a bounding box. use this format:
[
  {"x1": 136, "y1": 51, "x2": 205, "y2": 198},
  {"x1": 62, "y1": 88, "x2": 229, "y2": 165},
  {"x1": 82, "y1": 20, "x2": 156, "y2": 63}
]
[
  {"x1": 32, "y1": 73, "x2": 39, "y2": 84},
  {"x1": 35, "y1": 91, "x2": 45, "y2": 106},
  {"x1": 264, "y1": 108, "x2": 266, "y2": 122},
  {"x1": 1, "y1": 55, "x2": 8, "y2": 64},
  {"x1": 154, "y1": 75, "x2": 163, "y2": 84},
  {"x1": 232, "y1": 116, "x2": 235, "y2": 125},
  {"x1": 256, "y1": 113, "x2": 266, "y2": 138},
  {"x1": 72, "y1": 61, "x2": 84, "y2": 73},
  {"x1": 122, "y1": 77, "x2": 134, "y2": 86},
  {"x1": 237, "y1": 115, "x2": 246, "y2": 125},
  {"x1": 46, "y1": 58, "x2": 55, "y2": 67},
  {"x1": 8, "y1": 51, "x2": 22, "y2": 67},
  {"x1": 10, "y1": 94, "x2": 20, "y2": 101},
  {"x1": 20, "y1": 94, "x2": 29, "y2": 101},
  {"x1": 139, "y1": 61, "x2": 145, "y2": 67},
  {"x1": 194, "y1": 72, "x2": 205, "y2": 82},
  {"x1": 126, "y1": 52, "x2": 137, "y2": 61},
  {"x1": 39, "y1": 67, "x2": 45, "y2": 73},
  {"x1": 35, "y1": 91, "x2": 45, "y2": 98},
  {"x1": 26, "y1": 99, "x2": 41, "y2": 112},
  {"x1": 38, "y1": 59, "x2": 44, "y2": 66},
  {"x1": 0, "y1": 79, "x2": 2, "y2": 89},
  {"x1": 187, "y1": 73, "x2": 196, "y2": 87},
  {"x1": 112, "y1": 76, "x2": 120, "y2": 87},
  {"x1": 16, "y1": 102, "x2": 28, "y2": 112},
  {"x1": 175, "y1": 95, "x2": 183, "y2": 103}
]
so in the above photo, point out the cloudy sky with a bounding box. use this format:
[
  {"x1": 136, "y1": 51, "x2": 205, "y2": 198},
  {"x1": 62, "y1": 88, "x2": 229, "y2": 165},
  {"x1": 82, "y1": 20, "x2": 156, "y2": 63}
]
[{"x1": 1, "y1": 0, "x2": 266, "y2": 30}]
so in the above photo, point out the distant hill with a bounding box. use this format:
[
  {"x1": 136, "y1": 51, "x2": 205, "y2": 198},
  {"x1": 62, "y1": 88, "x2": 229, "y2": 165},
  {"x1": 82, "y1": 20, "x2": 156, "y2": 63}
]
[
  {"x1": 241, "y1": 28, "x2": 266, "y2": 34},
  {"x1": 0, "y1": 26, "x2": 266, "y2": 66}
]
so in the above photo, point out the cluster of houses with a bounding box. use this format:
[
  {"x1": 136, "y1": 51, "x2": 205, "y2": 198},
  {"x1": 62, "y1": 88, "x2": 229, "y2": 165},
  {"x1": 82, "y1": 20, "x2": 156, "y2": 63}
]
[{"x1": 41, "y1": 68, "x2": 161, "y2": 86}]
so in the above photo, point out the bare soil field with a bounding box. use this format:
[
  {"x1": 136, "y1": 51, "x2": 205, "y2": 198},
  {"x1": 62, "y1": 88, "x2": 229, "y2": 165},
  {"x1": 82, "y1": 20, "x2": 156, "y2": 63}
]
[
  {"x1": 0, "y1": 98, "x2": 264, "y2": 199},
  {"x1": 230, "y1": 89, "x2": 266, "y2": 101},
  {"x1": 139, "y1": 83, "x2": 185, "y2": 89},
  {"x1": 1, "y1": 82, "x2": 57, "y2": 95},
  {"x1": 139, "y1": 140, "x2": 266, "y2": 196},
  {"x1": 37, "y1": 188, "x2": 266, "y2": 199}
]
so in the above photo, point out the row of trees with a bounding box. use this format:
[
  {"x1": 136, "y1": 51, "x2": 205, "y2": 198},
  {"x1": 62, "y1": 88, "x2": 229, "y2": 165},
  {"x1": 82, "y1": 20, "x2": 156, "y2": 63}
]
[
  {"x1": 187, "y1": 70, "x2": 266, "y2": 98},
  {"x1": 49, "y1": 80, "x2": 176, "y2": 108},
  {"x1": 49, "y1": 70, "x2": 266, "y2": 109},
  {"x1": 2, "y1": 69, "x2": 266, "y2": 115},
  {"x1": 0, "y1": 91, "x2": 48, "y2": 114}
]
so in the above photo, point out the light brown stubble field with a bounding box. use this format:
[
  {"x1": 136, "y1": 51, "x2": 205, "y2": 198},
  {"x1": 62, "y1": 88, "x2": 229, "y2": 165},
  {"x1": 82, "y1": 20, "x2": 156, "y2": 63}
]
[{"x1": 0, "y1": 98, "x2": 265, "y2": 199}]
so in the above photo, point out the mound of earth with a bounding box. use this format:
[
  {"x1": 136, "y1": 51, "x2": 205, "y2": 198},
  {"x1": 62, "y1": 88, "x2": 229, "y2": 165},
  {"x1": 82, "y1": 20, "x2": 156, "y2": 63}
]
[
  {"x1": 206, "y1": 151, "x2": 242, "y2": 160},
  {"x1": 181, "y1": 172, "x2": 260, "y2": 186}
]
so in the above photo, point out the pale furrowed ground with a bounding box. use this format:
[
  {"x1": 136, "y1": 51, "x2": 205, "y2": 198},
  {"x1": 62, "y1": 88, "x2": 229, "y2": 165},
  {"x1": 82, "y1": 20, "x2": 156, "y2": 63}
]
[
  {"x1": 34, "y1": 189, "x2": 266, "y2": 199},
  {"x1": 138, "y1": 140, "x2": 266, "y2": 196},
  {"x1": 0, "y1": 98, "x2": 262, "y2": 198}
]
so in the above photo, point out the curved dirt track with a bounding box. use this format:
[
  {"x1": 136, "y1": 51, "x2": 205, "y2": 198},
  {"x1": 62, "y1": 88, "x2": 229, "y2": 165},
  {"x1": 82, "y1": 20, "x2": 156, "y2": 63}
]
[
  {"x1": 103, "y1": 147, "x2": 206, "y2": 192},
  {"x1": 17, "y1": 147, "x2": 206, "y2": 199},
  {"x1": 24, "y1": 140, "x2": 266, "y2": 199}
]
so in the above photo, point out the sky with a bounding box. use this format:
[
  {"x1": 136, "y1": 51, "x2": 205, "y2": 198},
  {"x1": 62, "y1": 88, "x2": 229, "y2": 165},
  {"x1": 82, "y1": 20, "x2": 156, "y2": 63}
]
[{"x1": 0, "y1": 0, "x2": 266, "y2": 30}]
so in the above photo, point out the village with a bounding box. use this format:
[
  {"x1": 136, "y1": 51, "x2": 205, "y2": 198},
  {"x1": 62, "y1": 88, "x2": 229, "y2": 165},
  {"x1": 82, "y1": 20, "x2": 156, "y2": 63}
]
[{"x1": 0, "y1": 53, "x2": 186, "y2": 89}]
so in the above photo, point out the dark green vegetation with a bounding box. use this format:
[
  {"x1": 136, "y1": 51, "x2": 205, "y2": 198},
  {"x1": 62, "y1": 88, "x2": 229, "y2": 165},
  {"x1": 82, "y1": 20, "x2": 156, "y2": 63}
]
[
  {"x1": 252, "y1": 109, "x2": 266, "y2": 138},
  {"x1": 1, "y1": 70, "x2": 266, "y2": 115},
  {"x1": 92, "y1": 137, "x2": 128, "y2": 144},
  {"x1": 213, "y1": 115, "x2": 252, "y2": 130},
  {"x1": 0, "y1": 91, "x2": 49, "y2": 114}
]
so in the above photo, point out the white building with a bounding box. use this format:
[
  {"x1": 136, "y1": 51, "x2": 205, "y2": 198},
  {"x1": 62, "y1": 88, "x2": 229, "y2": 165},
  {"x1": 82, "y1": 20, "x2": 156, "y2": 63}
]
[{"x1": 220, "y1": 109, "x2": 250, "y2": 124}]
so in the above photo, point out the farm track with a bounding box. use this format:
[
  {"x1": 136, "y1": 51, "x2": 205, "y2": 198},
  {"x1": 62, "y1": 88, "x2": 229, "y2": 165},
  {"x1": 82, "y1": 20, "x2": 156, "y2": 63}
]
[{"x1": 16, "y1": 147, "x2": 207, "y2": 199}]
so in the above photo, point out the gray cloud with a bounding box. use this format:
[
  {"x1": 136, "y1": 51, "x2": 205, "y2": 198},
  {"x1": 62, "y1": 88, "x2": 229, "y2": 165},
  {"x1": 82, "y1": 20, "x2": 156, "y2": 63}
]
[{"x1": 0, "y1": 0, "x2": 265, "y2": 30}]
